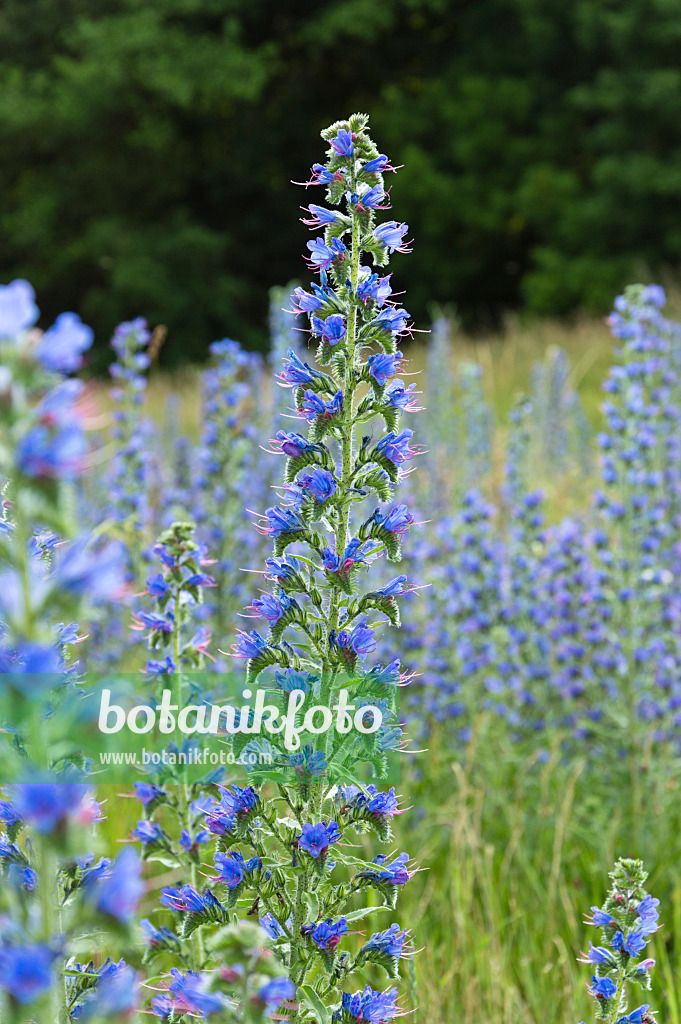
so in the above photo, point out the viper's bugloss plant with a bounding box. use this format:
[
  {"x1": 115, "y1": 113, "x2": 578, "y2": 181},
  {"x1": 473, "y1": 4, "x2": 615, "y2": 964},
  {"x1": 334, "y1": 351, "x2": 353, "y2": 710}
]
[
  {"x1": 131, "y1": 114, "x2": 420, "y2": 1024},
  {"x1": 0, "y1": 279, "x2": 141, "y2": 1024},
  {"x1": 577, "y1": 859, "x2": 660, "y2": 1024}
]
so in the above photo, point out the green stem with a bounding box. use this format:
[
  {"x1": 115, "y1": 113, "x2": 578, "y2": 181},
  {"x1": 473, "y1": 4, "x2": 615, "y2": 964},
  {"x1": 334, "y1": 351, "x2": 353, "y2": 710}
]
[{"x1": 172, "y1": 585, "x2": 204, "y2": 971}]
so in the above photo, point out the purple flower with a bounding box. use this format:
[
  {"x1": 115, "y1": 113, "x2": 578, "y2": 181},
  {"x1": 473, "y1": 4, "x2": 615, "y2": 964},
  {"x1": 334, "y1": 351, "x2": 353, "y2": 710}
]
[
  {"x1": 93, "y1": 848, "x2": 143, "y2": 923},
  {"x1": 636, "y1": 894, "x2": 660, "y2": 935},
  {"x1": 232, "y1": 629, "x2": 269, "y2": 659},
  {"x1": 298, "y1": 821, "x2": 340, "y2": 858},
  {"x1": 17, "y1": 424, "x2": 87, "y2": 481},
  {"x1": 330, "y1": 129, "x2": 354, "y2": 156},
  {"x1": 160, "y1": 884, "x2": 208, "y2": 913},
  {"x1": 145, "y1": 655, "x2": 176, "y2": 676},
  {"x1": 263, "y1": 505, "x2": 305, "y2": 537},
  {"x1": 0, "y1": 800, "x2": 20, "y2": 827},
  {"x1": 376, "y1": 504, "x2": 414, "y2": 534},
  {"x1": 292, "y1": 286, "x2": 324, "y2": 313},
  {"x1": 299, "y1": 468, "x2": 337, "y2": 503},
  {"x1": 309, "y1": 917, "x2": 348, "y2": 950},
  {"x1": 35, "y1": 312, "x2": 93, "y2": 373},
  {"x1": 146, "y1": 572, "x2": 169, "y2": 598},
  {"x1": 307, "y1": 237, "x2": 346, "y2": 271},
  {"x1": 11, "y1": 782, "x2": 99, "y2": 833},
  {"x1": 373, "y1": 307, "x2": 409, "y2": 333},
  {"x1": 313, "y1": 313, "x2": 347, "y2": 346},
  {"x1": 276, "y1": 431, "x2": 316, "y2": 457},
  {"x1": 363, "y1": 154, "x2": 389, "y2": 173},
  {"x1": 251, "y1": 588, "x2": 292, "y2": 624},
  {"x1": 213, "y1": 852, "x2": 245, "y2": 888},
  {"x1": 302, "y1": 204, "x2": 340, "y2": 227},
  {"x1": 368, "y1": 351, "x2": 403, "y2": 385},
  {"x1": 0, "y1": 279, "x2": 39, "y2": 337},
  {"x1": 587, "y1": 907, "x2": 615, "y2": 928},
  {"x1": 257, "y1": 977, "x2": 296, "y2": 1011},
  {"x1": 133, "y1": 820, "x2": 164, "y2": 845},
  {"x1": 341, "y1": 985, "x2": 400, "y2": 1022},
  {"x1": 280, "y1": 348, "x2": 324, "y2": 386},
  {"x1": 0, "y1": 944, "x2": 59, "y2": 1004},
  {"x1": 374, "y1": 221, "x2": 409, "y2": 253},
  {"x1": 374, "y1": 429, "x2": 414, "y2": 466},
  {"x1": 590, "y1": 976, "x2": 617, "y2": 1000},
  {"x1": 362, "y1": 924, "x2": 406, "y2": 959},
  {"x1": 132, "y1": 782, "x2": 166, "y2": 805}
]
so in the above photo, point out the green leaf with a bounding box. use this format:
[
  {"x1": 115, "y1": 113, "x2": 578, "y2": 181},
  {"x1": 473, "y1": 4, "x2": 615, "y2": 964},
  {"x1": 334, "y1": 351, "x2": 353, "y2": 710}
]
[{"x1": 298, "y1": 984, "x2": 333, "y2": 1024}]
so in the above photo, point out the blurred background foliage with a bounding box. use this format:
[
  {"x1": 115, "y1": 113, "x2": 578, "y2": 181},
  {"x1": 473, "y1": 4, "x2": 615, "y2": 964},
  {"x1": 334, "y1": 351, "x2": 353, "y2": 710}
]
[{"x1": 1, "y1": 0, "x2": 681, "y2": 364}]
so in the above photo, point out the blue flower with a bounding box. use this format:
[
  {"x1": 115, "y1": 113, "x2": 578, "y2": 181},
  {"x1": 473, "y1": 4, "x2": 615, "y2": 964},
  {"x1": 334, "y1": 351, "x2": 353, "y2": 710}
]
[
  {"x1": 590, "y1": 976, "x2": 617, "y2": 1000},
  {"x1": 330, "y1": 129, "x2": 354, "y2": 157},
  {"x1": 263, "y1": 505, "x2": 305, "y2": 537},
  {"x1": 256, "y1": 977, "x2": 296, "y2": 1011},
  {"x1": 275, "y1": 668, "x2": 316, "y2": 693},
  {"x1": 587, "y1": 907, "x2": 615, "y2": 927},
  {"x1": 292, "y1": 286, "x2": 324, "y2": 313},
  {"x1": 0, "y1": 800, "x2": 20, "y2": 827},
  {"x1": 298, "y1": 821, "x2": 340, "y2": 858},
  {"x1": 362, "y1": 924, "x2": 406, "y2": 959},
  {"x1": 375, "y1": 504, "x2": 414, "y2": 534},
  {"x1": 340, "y1": 985, "x2": 400, "y2": 1022},
  {"x1": 145, "y1": 655, "x2": 176, "y2": 676},
  {"x1": 251, "y1": 588, "x2": 293, "y2": 624},
  {"x1": 375, "y1": 429, "x2": 414, "y2": 466},
  {"x1": 280, "y1": 348, "x2": 325, "y2": 386},
  {"x1": 276, "y1": 431, "x2": 316, "y2": 458},
  {"x1": 307, "y1": 237, "x2": 347, "y2": 271},
  {"x1": 617, "y1": 1006, "x2": 651, "y2": 1024},
  {"x1": 373, "y1": 308, "x2": 409, "y2": 333},
  {"x1": 0, "y1": 279, "x2": 39, "y2": 337},
  {"x1": 364, "y1": 852, "x2": 412, "y2": 885},
  {"x1": 313, "y1": 313, "x2": 347, "y2": 345},
  {"x1": 289, "y1": 745, "x2": 328, "y2": 776},
  {"x1": 146, "y1": 572, "x2": 169, "y2": 597},
  {"x1": 140, "y1": 919, "x2": 179, "y2": 948},
  {"x1": 309, "y1": 917, "x2": 348, "y2": 949},
  {"x1": 299, "y1": 468, "x2": 337, "y2": 503},
  {"x1": 0, "y1": 944, "x2": 59, "y2": 1004},
  {"x1": 35, "y1": 312, "x2": 93, "y2": 373},
  {"x1": 232, "y1": 630, "x2": 269, "y2": 659},
  {"x1": 636, "y1": 894, "x2": 660, "y2": 935},
  {"x1": 92, "y1": 848, "x2": 143, "y2": 923},
  {"x1": 11, "y1": 781, "x2": 98, "y2": 834},
  {"x1": 213, "y1": 852, "x2": 245, "y2": 888},
  {"x1": 260, "y1": 912, "x2": 288, "y2": 939},
  {"x1": 363, "y1": 154, "x2": 389, "y2": 173},
  {"x1": 133, "y1": 819, "x2": 164, "y2": 845},
  {"x1": 368, "y1": 351, "x2": 403, "y2": 385},
  {"x1": 374, "y1": 221, "x2": 409, "y2": 253},
  {"x1": 17, "y1": 423, "x2": 87, "y2": 481},
  {"x1": 160, "y1": 884, "x2": 212, "y2": 913}
]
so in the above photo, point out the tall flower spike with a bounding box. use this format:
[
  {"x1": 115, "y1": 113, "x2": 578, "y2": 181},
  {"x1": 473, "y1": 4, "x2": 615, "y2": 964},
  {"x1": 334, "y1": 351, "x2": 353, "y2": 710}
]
[
  {"x1": 219, "y1": 113, "x2": 421, "y2": 1022},
  {"x1": 577, "y1": 858, "x2": 659, "y2": 1024}
]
